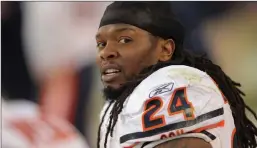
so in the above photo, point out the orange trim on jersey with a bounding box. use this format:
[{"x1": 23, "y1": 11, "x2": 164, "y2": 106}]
[
  {"x1": 210, "y1": 78, "x2": 228, "y2": 104},
  {"x1": 231, "y1": 128, "x2": 236, "y2": 148},
  {"x1": 123, "y1": 142, "x2": 140, "y2": 148},
  {"x1": 167, "y1": 87, "x2": 195, "y2": 120},
  {"x1": 142, "y1": 97, "x2": 166, "y2": 132},
  {"x1": 192, "y1": 120, "x2": 225, "y2": 133}
]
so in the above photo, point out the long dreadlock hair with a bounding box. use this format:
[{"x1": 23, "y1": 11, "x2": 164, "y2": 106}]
[{"x1": 97, "y1": 46, "x2": 257, "y2": 148}]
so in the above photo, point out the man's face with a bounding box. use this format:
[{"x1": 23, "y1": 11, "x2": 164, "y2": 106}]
[{"x1": 96, "y1": 24, "x2": 169, "y2": 90}]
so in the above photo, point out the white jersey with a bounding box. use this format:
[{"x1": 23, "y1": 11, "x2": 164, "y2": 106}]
[
  {"x1": 99, "y1": 65, "x2": 238, "y2": 148},
  {"x1": 2, "y1": 99, "x2": 89, "y2": 148}
]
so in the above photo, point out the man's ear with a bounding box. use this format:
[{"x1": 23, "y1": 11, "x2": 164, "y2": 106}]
[{"x1": 158, "y1": 39, "x2": 175, "y2": 62}]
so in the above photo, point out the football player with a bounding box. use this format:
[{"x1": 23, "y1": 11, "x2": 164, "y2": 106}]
[{"x1": 96, "y1": 2, "x2": 257, "y2": 148}]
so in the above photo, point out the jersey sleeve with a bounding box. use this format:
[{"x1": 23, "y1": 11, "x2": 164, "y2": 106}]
[{"x1": 118, "y1": 66, "x2": 226, "y2": 147}]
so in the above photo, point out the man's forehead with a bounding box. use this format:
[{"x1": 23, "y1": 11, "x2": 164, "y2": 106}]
[{"x1": 95, "y1": 24, "x2": 138, "y2": 38}]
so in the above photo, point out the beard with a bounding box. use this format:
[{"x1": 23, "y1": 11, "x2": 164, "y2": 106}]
[
  {"x1": 102, "y1": 71, "x2": 134, "y2": 101},
  {"x1": 102, "y1": 85, "x2": 128, "y2": 101}
]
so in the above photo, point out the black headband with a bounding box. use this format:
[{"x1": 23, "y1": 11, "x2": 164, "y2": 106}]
[{"x1": 99, "y1": 2, "x2": 185, "y2": 45}]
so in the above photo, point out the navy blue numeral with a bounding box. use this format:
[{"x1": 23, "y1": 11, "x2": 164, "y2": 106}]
[
  {"x1": 142, "y1": 97, "x2": 165, "y2": 131},
  {"x1": 168, "y1": 88, "x2": 194, "y2": 120}
]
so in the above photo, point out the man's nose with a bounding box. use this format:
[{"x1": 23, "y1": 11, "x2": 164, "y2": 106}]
[{"x1": 100, "y1": 45, "x2": 118, "y2": 60}]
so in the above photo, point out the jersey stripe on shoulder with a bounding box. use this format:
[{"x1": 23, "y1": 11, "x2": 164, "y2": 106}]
[
  {"x1": 200, "y1": 130, "x2": 216, "y2": 140},
  {"x1": 120, "y1": 107, "x2": 224, "y2": 144}
]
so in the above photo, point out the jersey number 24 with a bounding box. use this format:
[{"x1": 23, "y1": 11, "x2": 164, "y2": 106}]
[{"x1": 142, "y1": 87, "x2": 195, "y2": 131}]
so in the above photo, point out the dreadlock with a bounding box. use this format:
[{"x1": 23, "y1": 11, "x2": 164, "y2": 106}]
[{"x1": 97, "y1": 47, "x2": 257, "y2": 148}]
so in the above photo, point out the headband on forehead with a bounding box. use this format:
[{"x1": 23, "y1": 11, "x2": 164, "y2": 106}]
[{"x1": 99, "y1": 2, "x2": 185, "y2": 45}]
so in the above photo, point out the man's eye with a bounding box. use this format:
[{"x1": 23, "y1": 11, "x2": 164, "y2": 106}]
[
  {"x1": 97, "y1": 42, "x2": 106, "y2": 48},
  {"x1": 118, "y1": 38, "x2": 132, "y2": 44}
]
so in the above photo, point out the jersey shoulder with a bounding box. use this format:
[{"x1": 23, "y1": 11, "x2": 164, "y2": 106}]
[{"x1": 119, "y1": 65, "x2": 226, "y2": 147}]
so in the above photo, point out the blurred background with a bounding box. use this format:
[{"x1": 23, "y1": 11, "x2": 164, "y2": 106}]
[{"x1": 1, "y1": 1, "x2": 257, "y2": 148}]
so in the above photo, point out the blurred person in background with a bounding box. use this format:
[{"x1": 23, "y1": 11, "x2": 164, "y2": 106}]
[
  {"x1": 1, "y1": 1, "x2": 91, "y2": 147},
  {"x1": 22, "y1": 3, "x2": 108, "y2": 145},
  {"x1": 96, "y1": 2, "x2": 257, "y2": 148},
  {"x1": 2, "y1": 1, "x2": 109, "y2": 147}
]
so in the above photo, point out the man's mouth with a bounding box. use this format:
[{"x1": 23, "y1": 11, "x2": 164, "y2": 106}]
[
  {"x1": 103, "y1": 69, "x2": 121, "y2": 75},
  {"x1": 101, "y1": 65, "x2": 122, "y2": 82}
]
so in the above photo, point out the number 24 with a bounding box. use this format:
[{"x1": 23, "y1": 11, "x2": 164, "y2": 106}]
[{"x1": 142, "y1": 87, "x2": 195, "y2": 131}]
